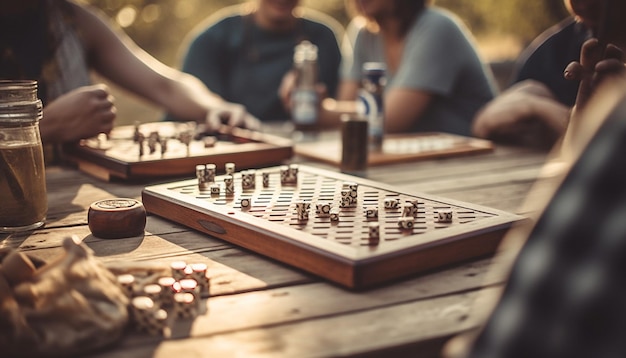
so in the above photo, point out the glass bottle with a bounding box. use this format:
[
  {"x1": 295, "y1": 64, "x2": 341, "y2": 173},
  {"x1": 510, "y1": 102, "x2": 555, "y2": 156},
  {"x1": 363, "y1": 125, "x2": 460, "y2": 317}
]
[
  {"x1": 290, "y1": 40, "x2": 319, "y2": 130},
  {"x1": 357, "y1": 62, "x2": 386, "y2": 151},
  {"x1": 0, "y1": 80, "x2": 47, "y2": 232}
]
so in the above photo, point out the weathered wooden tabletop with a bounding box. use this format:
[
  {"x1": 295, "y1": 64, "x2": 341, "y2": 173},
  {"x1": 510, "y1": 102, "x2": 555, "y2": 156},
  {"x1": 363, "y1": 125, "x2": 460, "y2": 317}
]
[{"x1": 1, "y1": 143, "x2": 550, "y2": 358}]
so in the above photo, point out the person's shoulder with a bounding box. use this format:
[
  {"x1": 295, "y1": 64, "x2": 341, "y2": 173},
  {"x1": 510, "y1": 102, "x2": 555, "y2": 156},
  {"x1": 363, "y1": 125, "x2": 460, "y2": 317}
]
[
  {"x1": 515, "y1": 17, "x2": 580, "y2": 67},
  {"x1": 295, "y1": 7, "x2": 344, "y2": 42},
  {"x1": 526, "y1": 17, "x2": 579, "y2": 51},
  {"x1": 415, "y1": 7, "x2": 467, "y2": 32}
]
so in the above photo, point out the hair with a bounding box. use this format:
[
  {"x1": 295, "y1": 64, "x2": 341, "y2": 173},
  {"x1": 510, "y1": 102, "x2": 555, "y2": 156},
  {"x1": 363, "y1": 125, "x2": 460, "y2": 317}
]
[
  {"x1": 0, "y1": 0, "x2": 76, "y2": 101},
  {"x1": 346, "y1": 0, "x2": 433, "y2": 37}
]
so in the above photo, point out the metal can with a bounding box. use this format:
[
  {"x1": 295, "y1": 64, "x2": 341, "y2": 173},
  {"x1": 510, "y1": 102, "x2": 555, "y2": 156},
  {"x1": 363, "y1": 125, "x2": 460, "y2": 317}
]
[
  {"x1": 357, "y1": 62, "x2": 386, "y2": 151},
  {"x1": 340, "y1": 114, "x2": 368, "y2": 176}
]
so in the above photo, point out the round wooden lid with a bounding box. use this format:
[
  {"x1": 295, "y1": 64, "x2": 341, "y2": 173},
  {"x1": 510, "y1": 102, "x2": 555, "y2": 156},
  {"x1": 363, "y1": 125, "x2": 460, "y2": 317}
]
[{"x1": 88, "y1": 198, "x2": 146, "y2": 239}]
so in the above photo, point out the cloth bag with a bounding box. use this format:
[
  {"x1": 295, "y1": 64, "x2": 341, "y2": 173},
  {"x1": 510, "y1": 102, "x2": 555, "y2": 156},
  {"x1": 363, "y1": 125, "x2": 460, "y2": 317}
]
[{"x1": 0, "y1": 236, "x2": 129, "y2": 357}]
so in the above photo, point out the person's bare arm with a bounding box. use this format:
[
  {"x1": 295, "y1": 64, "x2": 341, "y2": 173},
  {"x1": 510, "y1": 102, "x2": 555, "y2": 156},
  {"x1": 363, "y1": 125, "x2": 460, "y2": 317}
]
[
  {"x1": 471, "y1": 80, "x2": 570, "y2": 140},
  {"x1": 384, "y1": 88, "x2": 433, "y2": 133},
  {"x1": 72, "y1": 2, "x2": 257, "y2": 129}
]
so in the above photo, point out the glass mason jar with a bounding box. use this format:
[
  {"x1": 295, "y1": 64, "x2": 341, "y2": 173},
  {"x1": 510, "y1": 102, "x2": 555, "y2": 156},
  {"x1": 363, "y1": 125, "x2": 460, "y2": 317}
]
[{"x1": 0, "y1": 80, "x2": 47, "y2": 232}]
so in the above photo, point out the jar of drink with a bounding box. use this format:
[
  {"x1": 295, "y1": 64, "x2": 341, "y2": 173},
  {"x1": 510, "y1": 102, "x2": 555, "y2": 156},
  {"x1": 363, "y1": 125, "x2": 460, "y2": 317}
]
[{"x1": 0, "y1": 80, "x2": 47, "y2": 232}]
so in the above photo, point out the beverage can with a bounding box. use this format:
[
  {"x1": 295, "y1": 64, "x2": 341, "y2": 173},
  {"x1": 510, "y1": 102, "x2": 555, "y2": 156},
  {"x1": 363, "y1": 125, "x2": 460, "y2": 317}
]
[{"x1": 357, "y1": 62, "x2": 386, "y2": 151}]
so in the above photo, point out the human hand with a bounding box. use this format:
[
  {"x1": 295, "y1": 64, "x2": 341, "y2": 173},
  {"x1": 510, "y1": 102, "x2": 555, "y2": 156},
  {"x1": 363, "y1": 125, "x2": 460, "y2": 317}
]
[
  {"x1": 42, "y1": 84, "x2": 116, "y2": 143},
  {"x1": 564, "y1": 39, "x2": 625, "y2": 109},
  {"x1": 472, "y1": 81, "x2": 569, "y2": 148},
  {"x1": 205, "y1": 102, "x2": 260, "y2": 132},
  {"x1": 278, "y1": 70, "x2": 327, "y2": 113}
]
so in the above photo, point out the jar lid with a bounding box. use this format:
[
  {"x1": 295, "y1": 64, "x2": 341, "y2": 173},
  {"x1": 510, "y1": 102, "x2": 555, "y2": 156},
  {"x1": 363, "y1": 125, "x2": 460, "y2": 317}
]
[
  {"x1": 0, "y1": 80, "x2": 42, "y2": 123},
  {"x1": 0, "y1": 100, "x2": 43, "y2": 123}
]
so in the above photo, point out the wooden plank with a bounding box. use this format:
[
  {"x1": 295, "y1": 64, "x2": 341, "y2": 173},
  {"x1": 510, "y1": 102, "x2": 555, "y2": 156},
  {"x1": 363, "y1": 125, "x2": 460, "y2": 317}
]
[
  {"x1": 89, "y1": 285, "x2": 502, "y2": 358},
  {"x1": 5, "y1": 224, "x2": 313, "y2": 295}
]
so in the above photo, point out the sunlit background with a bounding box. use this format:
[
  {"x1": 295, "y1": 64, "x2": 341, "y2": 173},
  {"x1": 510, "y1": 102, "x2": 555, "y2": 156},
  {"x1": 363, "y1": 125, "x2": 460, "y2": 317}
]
[{"x1": 82, "y1": 0, "x2": 570, "y2": 125}]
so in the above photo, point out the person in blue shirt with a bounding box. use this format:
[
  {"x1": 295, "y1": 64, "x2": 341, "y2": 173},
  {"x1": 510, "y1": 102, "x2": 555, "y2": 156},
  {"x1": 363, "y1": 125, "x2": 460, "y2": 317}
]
[{"x1": 167, "y1": 0, "x2": 342, "y2": 123}]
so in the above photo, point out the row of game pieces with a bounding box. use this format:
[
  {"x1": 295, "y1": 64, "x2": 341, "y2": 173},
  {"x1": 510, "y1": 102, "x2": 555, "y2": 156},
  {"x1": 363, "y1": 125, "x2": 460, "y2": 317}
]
[
  {"x1": 195, "y1": 161, "x2": 454, "y2": 245},
  {"x1": 132, "y1": 121, "x2": 217, "y2": 157},
  {"x1": 196, "y1": 162, "x2": 300, "y2": 195},
  {"x1": 116, "y1": 261, "x2": 211, "y2": 336}
]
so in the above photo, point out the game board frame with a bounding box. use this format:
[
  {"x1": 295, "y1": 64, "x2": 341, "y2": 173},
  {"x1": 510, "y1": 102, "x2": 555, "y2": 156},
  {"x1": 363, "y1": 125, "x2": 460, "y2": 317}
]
[
  {"x1": 63, "y1": 123, "x2": 293, "y2": 181},
  {"x1": 142, "y1": 165, "x2": 523, "y2": 289},
  {"x1": 295, "y1": 132, "x2": 494, "y2": 166}
]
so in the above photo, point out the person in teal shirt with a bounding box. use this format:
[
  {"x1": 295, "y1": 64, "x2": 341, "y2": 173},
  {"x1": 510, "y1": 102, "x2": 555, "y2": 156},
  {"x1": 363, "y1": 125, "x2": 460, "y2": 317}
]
[{"x1": 167, "y1": 0, "x2": 342, "y2": 123}]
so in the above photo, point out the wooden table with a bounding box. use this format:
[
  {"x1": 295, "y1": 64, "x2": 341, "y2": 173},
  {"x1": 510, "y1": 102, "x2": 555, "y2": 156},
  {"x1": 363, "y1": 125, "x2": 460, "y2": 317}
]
[{"x1": 1, "y1": 143, "x2": 549, "y2": 357}]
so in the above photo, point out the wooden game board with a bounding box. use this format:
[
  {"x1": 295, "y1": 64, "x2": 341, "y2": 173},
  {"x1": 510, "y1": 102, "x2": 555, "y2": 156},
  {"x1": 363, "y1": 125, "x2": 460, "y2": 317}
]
[
  {"x1": 295, "y1": 132, "x2": 494, "y2": 166},
  {"x1": 142, "y1": 164, "x2": 523, "y2": 289},
  {"x1": 63, "y1": 122, "x2": 293, "y2": 181}
]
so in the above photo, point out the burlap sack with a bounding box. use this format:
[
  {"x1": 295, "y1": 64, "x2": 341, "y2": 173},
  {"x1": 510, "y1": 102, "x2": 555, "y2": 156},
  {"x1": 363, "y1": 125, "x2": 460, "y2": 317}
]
[{"x1": 0, "y1": 236, "x2": 129, "y2": 357}]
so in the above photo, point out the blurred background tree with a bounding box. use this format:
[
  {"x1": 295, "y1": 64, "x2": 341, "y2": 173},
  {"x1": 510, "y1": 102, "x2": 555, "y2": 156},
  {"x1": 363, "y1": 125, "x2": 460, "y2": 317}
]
[{"x1": 81, "y1": 0, "x2": 570, "y2": 123}]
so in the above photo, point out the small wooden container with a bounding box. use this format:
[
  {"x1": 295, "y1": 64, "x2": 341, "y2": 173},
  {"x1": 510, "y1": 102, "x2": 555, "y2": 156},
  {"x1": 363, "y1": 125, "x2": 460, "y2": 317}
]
[{"x1": 88, "y1": 198, "x2": 146, "y2": 239}]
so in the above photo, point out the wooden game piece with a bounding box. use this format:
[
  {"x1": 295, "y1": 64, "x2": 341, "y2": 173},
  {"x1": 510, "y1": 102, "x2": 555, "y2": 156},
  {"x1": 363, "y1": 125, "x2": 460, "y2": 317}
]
[
  {"x1": 178, "y1": 130, "x2": 193, "y2": 156},
  {"x1": 436, "y1": 209, "x2": 453, "y2": 223},
  {"x1": 170, "y1": 260, "x2": 188, "y2": 280},
  {"x1": 173, "y1": 292, "x2": 197, "y2": 319},
  {"x1": 262, "y1": 171, "x2": 270, "y2": 187},
  {"x1": 144, "y1": 309, "x2": 169, "y2": 337},
  {"x1": 295, "y1": 200, "x2": 310, "y2": 221},
  {"x1": 178, "y1": 278, "x2": 201, "y2": 303},
  {"x1": 241, "y1": 170, "x2": 255, "y2": 190},
  {"x1": 224, "y1": 175, "x2": 234, "y2": 195},
  {"x1": 133, "y1": 121, "x2": 141, "y2": 142},
  {"x1": 206, "y1": 163, "x2": 216, "y2": 182},
  {"x1": 117, "y1": 273, "x2": 136, "y2": 298},
  {"x1": 130, "y1": 296, "x2": 156, "y2": 327},
  {"x1": 368, "y1": 222, "x2": 380, "y2": 245},
  {"x1": 137, "y1": 132, "x2": 145, "y2": 157},
  {"x1": 225, "y1": 162, "x2": 235, "y2": 175},
  {"x1": 240, "y1": 197, "x2": 251, "y2": 209},
  {"x1": 142, "y1": 284, "x2": 163, "y2": 307},
  {"x1": 210, "y1": 183, "x2": 220, "y2": 196},
  {"x1": 196, "y1": 164, "x2": 209, "y2": 190},
  {"x1": 188, "y1": 263, "x2": 210, "y2": 297},
  {"x1": 316, "y1": 202, "x2": 332, "y2": 217},
  {"x1": 402, "y1": 202, "x2": 417, "y2": 217},
  {"x1": 157, "y1": 276, "x2": 177, "y2": 305},
  {"x1": 398, "y1": 217, "x2": 414, "y2": 230},
  {"x1": 148, "y1": 131, "x2": 159, "y2": 154},
  {"x1": 364, "y1": 206, "x2": 378, "y2": 218},
  {"x1": 88, "y1": 198, "x2": 146, "y2": 239},
  {"x1": 329, "y1": 207, "x2": 340, "y2": 221},
  {"x1": 160, "y1": 136, "x2": 168, "y2": 156},
  {"x1": 280, "y1": 165, "x2": 290, "y2": 184},
  {"x1": 203, "y1": 136, "x2": 217, "y2": 148},
  {"x1": 384, "y1": 197, "x2": 400, "y2": 209}
]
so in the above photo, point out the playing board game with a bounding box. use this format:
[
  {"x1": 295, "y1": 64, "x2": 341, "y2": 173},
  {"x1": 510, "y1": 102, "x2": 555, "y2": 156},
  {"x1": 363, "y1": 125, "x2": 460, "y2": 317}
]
[
  {"x1": 63, "y1": 121, "x2": 293, "y2": 181},
  {"x1": 142, "y1": 164, "x2": 523, "y2": 289},
  {"x1": 295, "y1": 132, "x2": 494, "y2": 166}
]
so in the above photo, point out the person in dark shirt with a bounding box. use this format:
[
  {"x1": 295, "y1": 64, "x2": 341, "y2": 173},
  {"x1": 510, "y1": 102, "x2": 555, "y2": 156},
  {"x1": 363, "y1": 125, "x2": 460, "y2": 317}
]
[
  {"x1": 166, "y1": 0, "x2": 342, "y2": 123},
  {"x1": 471, "y1": 0, "x2": 618, "y2": 149}
]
